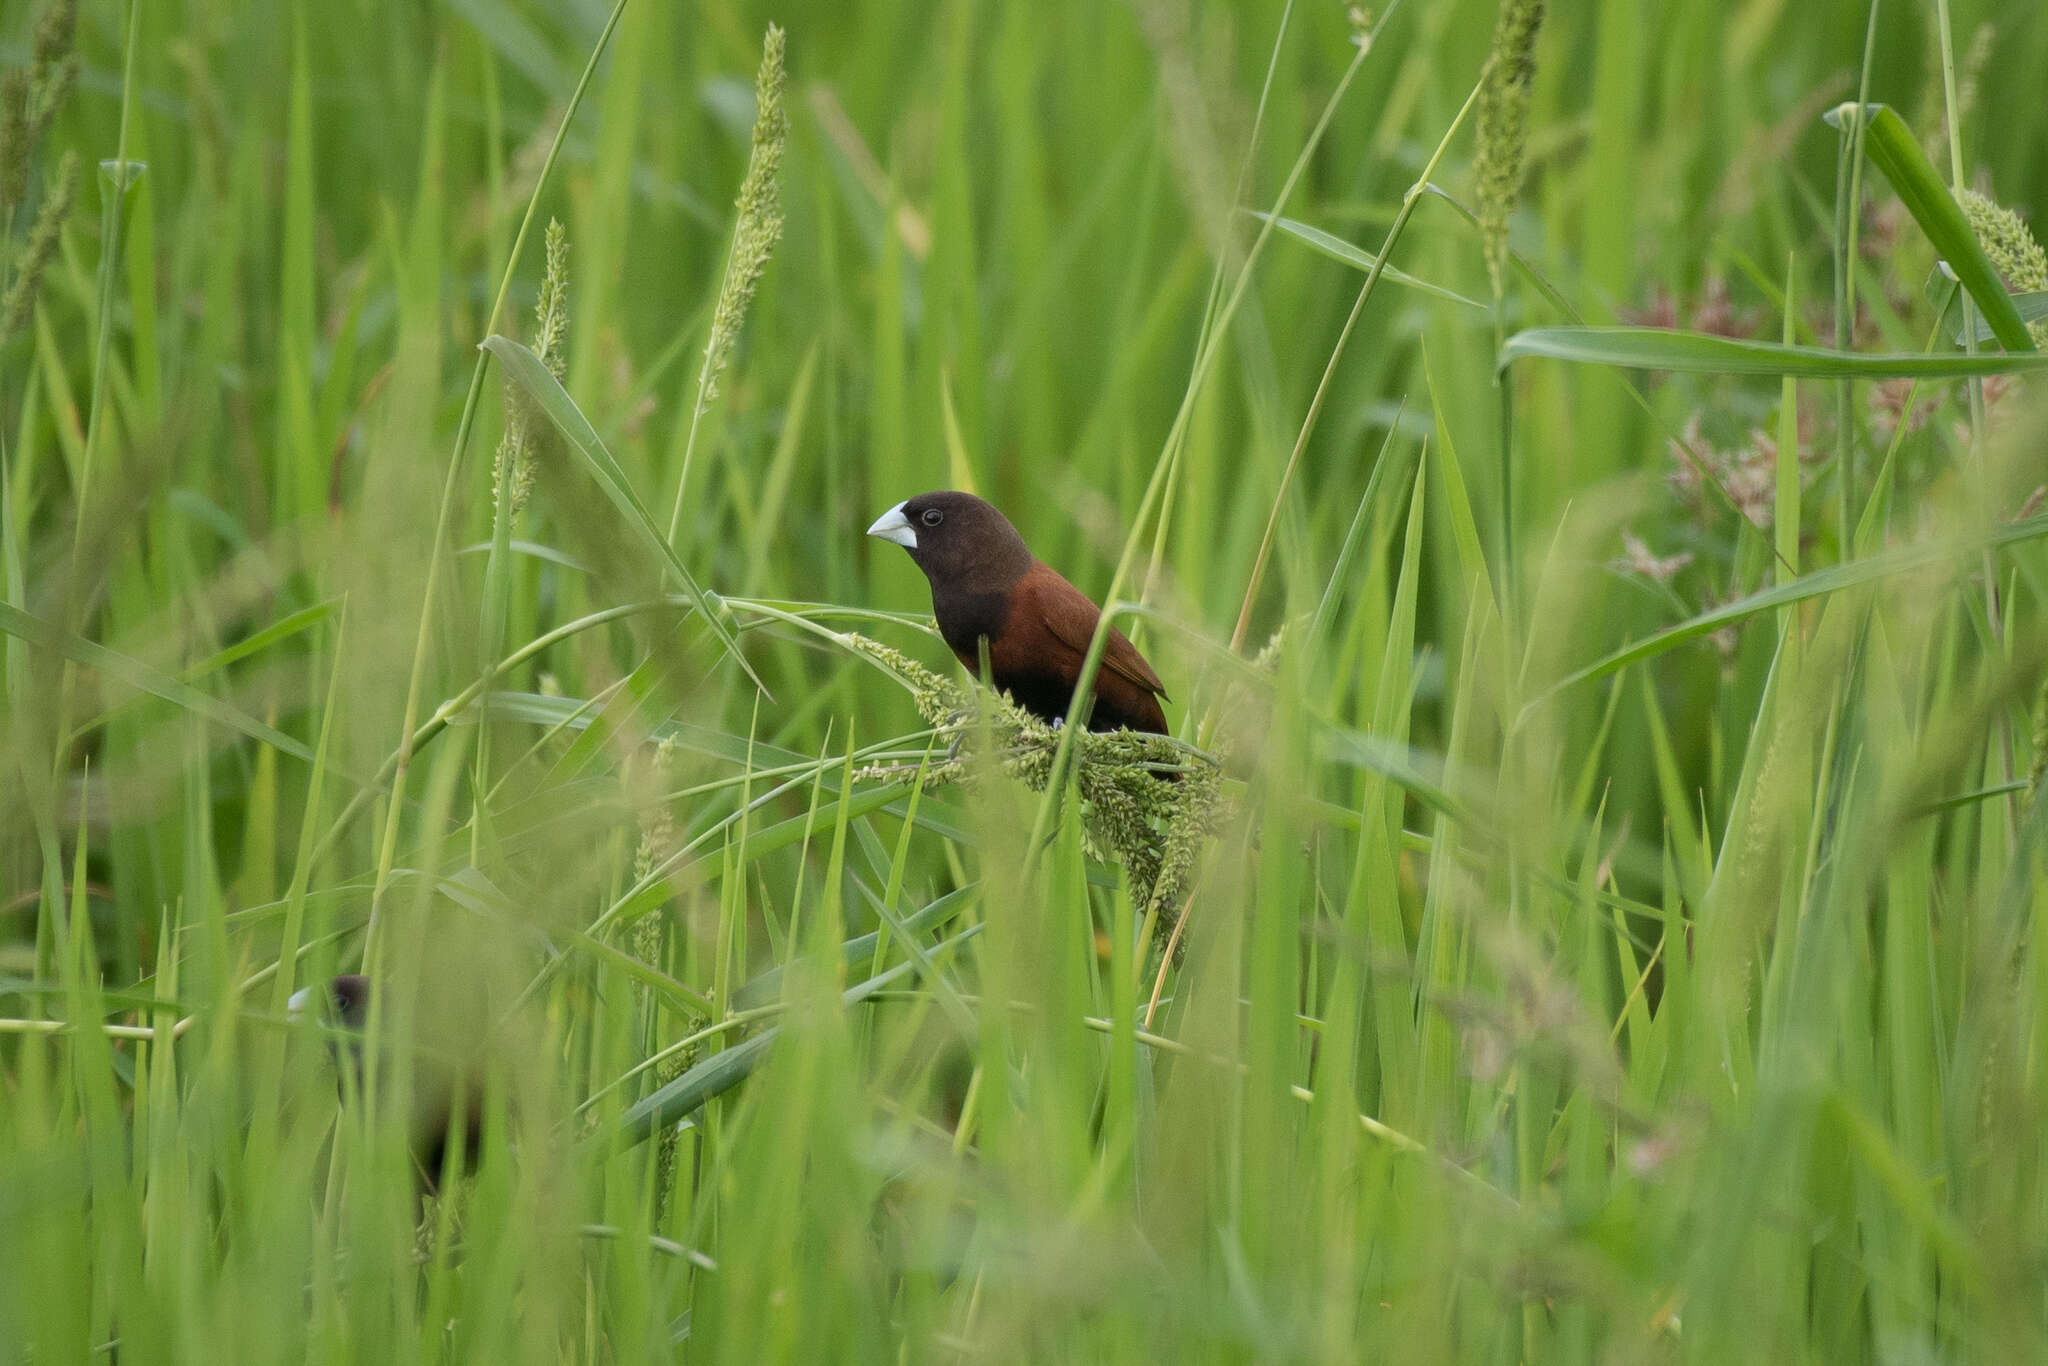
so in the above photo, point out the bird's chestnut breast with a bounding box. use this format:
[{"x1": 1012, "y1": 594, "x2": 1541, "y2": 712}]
[{"x1": 933, "y1": 584, "x2": 1015, "y2": 667}]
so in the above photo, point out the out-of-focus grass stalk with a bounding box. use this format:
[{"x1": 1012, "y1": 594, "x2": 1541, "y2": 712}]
[
  {"x1": 1225, "y1": 96, "x2": 1487, "y2": 654},
  {"x1": 1776, "y1": 259, "x2": 1800, "y2": 590},
  {"x1": 69, "y1": 0, "x2": 132, "y2": 556},
  {"x1": 1114, "y1": 62, "x2": 1489, "y2": 834},
  {"x1": 1141, "y1": 0, "x2": 1296, "y2": 602},
  {"x1": 1937, "y1": 0, "x2": 1987, "y2": 444},
  {"x1": 1830, "y1": 2, "x2": 1880, "y2": 544},
  {"x1": 472, "y1": 218, "x2": 568, "y2": 863},
  {"x1": 1938, "y1": 0, "x2": 2020, "y2": 830},
  {"x1": 48, "y1": 0, "x2": 131, "y2": 806},
  {"x1": 1024, "y1": 32, "x2": 1382, "y2": 848},
  {"x1": 363, "y1": 0, "x2": 634, "y2": 956}
]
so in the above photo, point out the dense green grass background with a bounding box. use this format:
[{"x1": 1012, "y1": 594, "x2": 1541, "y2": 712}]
[{"x1": 5, "y1": 0, "x2": 2048, "y2": 1360}]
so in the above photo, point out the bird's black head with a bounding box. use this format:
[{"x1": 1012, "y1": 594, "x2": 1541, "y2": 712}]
[
  {"x1": 290, "y1": 973, "x2": 374, "y2": 1031},
  {"x1": 867, "y1": 490, "x2": 1035, "y2": 589},
  {"x1": 328, "y1": 974, "x2": 373, "y2": 1029}
]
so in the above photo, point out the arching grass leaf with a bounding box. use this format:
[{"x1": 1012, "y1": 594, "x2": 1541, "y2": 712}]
[{"x1": 482, "y1": 334, "x2": 772, "y2": 700}]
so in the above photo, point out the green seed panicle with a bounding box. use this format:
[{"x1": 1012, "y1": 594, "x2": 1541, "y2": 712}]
[
  {"x1": 1959, "y1": 187, "x2": 2048, "y2": 346},
  {"x1": 494, "y1": 217, "x2": 572, "y2": 518},
  {"x1": 699, "y1": 25, "x2": 788, "y2": 416},
  {"x1": 1473, "y1": 0, "x2": 1545, "y2": 299},
  {"x1": 842, "y1": 633, "x2": 1226, "y2": 933},
  {"x1": 0, "y1": 148, "x2": 77, "y2": 348}
]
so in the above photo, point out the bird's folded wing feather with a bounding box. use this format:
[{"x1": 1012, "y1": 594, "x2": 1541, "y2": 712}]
[{"x1": 1022, "y1": 569, "x2": 1168, "y2": 699}]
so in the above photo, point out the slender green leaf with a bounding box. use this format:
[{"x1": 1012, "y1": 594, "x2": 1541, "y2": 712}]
[
  {"x1": 472, "y1": 689, "x2": 811, "y2": 769},
  {"x1": 0, "y1": 602, "x2": 319, "y2": 770},
  {"x1": 1253, "y1": 212, "x2": 1488, "y2": 310},
  {"x1": 456, "y1": 538, "x2": 593, "y2": 573},
  {"x1": 1500, "y1": 326, "x2": 2048, "y2": 379},
  {"x1": 613, "y1": 916, "x2": 985, "y2": 1145},
  {"x1": 68, "y1": 601, "x2": 338, "y2": 742},
  {"x1": 732, "y1": 884, "x2": 980, "y2": 1010},
  {"x1": 1424, "y1": 348, "x2": 1494, "y2": 604},
  {"x1": 1536, "y1": 512, "x2": 2048, "y2": 704}
]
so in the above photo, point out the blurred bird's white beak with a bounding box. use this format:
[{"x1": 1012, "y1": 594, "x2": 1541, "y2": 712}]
[
  {"x1": 287, "y1": 985, "x2": 316, "y2": 1018},
  {"x1": 867, "y1": 503, "x2": 917, "y2": 549}
]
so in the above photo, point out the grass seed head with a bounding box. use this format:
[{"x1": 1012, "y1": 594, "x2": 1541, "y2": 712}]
[
  {"x1": 1959, "y1": 188, "x2": 2048, "y2": 292},
  {"x1": 843, "y1": 633, "x2": 1225, "y2": 929},
  {"x1": 493, "y1": 217, "x2": 571, "y2": 517},
  {"x1": 699, "y1": 24, "x2": 788, "y2": 416},
  {"x1": 1958, "y1": 188, "x2": 2047, "y2": 346},
  {"x1": 1473, "y1": 0, "x2": 1544, "y2": 297},
  {"x1": 0, "y1": 72, "x2": 29, "y2": 213},
  {"x1": 0, "y1": 148, "x2": 77, "y2": 347},
  {"x1": 633, "y1": 735, "x2": 679, "y2": 889},
  {"x1": 1, "y1": 0, "x2": 79, "y2": 214},
  {"x1": 535, "y1": 218, "x2": 571, "y2": 380}
]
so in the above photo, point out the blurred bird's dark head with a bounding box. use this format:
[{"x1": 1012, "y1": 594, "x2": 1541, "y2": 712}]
[
  {"x1": 867, "y1": 490, "x2": 1035, "y2": 588},
  {"x1": 289, "y1": 973, "x2": 373, "y2": 1032}
]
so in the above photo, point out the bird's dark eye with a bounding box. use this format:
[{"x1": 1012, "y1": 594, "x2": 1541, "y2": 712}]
[{"x1": 921, "y1": 508, "x2": 943, "y2": 527}]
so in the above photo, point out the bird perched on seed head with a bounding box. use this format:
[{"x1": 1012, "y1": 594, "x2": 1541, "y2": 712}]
[{"x1": 867, "y1": 491, "x2": 1170, "y2": 736}]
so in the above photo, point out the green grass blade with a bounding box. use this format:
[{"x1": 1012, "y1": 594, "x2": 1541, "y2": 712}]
[
  {"x1": 1535, "y1": 513, "x2": 2048, "y2": 704},
  {"x1": 1827, "y1": 102, "x2": 2035, "y2": 352},
  {"x1": 1499, "y1": 327, "x2": 2048, "y2": 379},
  {"x1": 1253, "y1": 213, "x2": 1488, "y2": 310},
  {"x1": 612, "y1": 917, "x2": 984, "y2": 1145}
]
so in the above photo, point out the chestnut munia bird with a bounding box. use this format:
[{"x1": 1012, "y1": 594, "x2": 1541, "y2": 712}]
[{"x1": 867, "y1": 491, "x2": 1170, "y2": 736}]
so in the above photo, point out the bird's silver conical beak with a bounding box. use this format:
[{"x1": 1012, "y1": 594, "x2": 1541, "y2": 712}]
[
  {"x1": 287, "y1": 985, "x2": 317, "y2": 1018},
  {"x1": 866, "y1": 502, "x2": 917, "y2": 549}
]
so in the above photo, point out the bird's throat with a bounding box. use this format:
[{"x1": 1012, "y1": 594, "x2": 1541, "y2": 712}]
[{"x1": 932, "y1": 583, "x2": 1015, "y2": 669}]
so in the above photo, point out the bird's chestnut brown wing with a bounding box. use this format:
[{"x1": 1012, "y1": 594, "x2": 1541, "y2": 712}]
[{"x1": 1005, "y1": 564, "x2": 1168, "y2": 701}]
